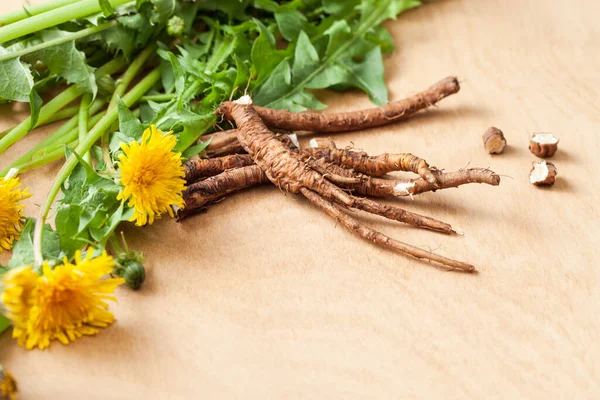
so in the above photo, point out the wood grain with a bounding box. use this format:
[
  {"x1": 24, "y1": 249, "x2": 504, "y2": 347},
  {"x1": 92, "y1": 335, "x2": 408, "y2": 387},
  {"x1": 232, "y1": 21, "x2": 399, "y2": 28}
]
[{"x1": 1, "y1": 0, "x2": 599, "y2": 398}]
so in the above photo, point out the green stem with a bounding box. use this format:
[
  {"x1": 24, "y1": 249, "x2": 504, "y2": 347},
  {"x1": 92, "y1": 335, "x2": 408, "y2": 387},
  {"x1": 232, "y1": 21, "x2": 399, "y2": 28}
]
[
  {"x1": 0, "y1": 21, "x2": 116, "y2": 62},
  {"x1": 109, "y1": 233, "x2": 122, "y2": 254},
  {"x1": 0, "y1": 105, "x2": 78, "y2": 140},
  {"x1": 33, "y1": 68, "x2": 161, "y2": 266},
  {"x1": 108, "y1": 43, "x2": 157, "y2": 110},
  {"x1": 13, "y1": 140, "x2": 78, "y2": 174},
  {"x1": 10, "y1": 100, "x2": 105, "y2": 167},
  {"x1": 42, "y1": 105, "x2": 80, "y2": 125},
  {"x1": 78, "y1": 93, "x2": 92, "y2": 163},
  {"x1": 0, "y1": 0, "x2": 82, "y2": 27},
  {"x1": 2, "y1": 111, "x2": 105, "y2": 176},
  {"x1": 0, "y1": 86, "x2": 82, "y2": 154},
  {"x1": 0, "y1": 57, "x2": 125, "y2": 155},
  {"x1": 0, "y1": 0, "x2": 132, "y2": 44},
  {"x1": 0, "y1": 21, "x2": 115, "y2": 63},
  {"x1": 140, "y1": 93, "x2": 175, "y2": 102}
]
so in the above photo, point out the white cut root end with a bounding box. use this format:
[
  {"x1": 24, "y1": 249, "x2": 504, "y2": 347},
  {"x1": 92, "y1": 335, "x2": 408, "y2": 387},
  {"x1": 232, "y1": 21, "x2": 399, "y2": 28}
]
[
  {"x1": 234, "y1": 95, "x2": 253, "y2": 105},
  {"x1": 531, "y1": 133, "x2": 559, "y2": 145},
  {"x1": 309, "y1": 138, "x2": 319, "y2": 148},
  {"x1": 393, "y1": 182, "x2": 416, "y2": 199},
  {"x1": 530, "y1": 160, "x2": 557, "y2": 186}
]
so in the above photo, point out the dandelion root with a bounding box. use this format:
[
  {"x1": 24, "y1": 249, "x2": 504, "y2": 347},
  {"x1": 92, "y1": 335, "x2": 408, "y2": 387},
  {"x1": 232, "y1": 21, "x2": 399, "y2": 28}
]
[
  {"x1": 184, "y1": 154, "x2": 255, "y2": 183},
  {"x1": 222, "y1": 76, "x2": 460, "y2": 133},
  {"x1": 217, "y1": 96, "x2": 477, "y2": 270},
  {"x1": 179, "y1": 165, "x2": 268, "y2": 219},
  {"x1": 300, "y1": 188, "x2": 475, "y2": 272},
  {"x1": 179, "y1": 165, "x2": 500, "y2": 217},
  {"x1": 302, "y1": 145, "x2": 437, "y2": 182}
]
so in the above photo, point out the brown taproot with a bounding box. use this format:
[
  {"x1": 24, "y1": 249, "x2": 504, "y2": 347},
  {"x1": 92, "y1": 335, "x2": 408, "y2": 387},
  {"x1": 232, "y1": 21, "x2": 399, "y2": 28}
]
[
  {"x1": 184, "y1": 154, "x2": 255, "y2": 183},
  {"x1": 220, "y1": 76, "x2": 460, "y2": 133},
  {"x1": 178, "y1": 164, "x2": 268, "y2": 220},
  {"x1": 300, "y1": 188, "x2": 475, "y2": 272},
  {"x1": 179, "y1": 165, "x2": 500, "y2": 218},
  {"x1": 217, "y1": 96, "x2": 474, "y2": 271}
]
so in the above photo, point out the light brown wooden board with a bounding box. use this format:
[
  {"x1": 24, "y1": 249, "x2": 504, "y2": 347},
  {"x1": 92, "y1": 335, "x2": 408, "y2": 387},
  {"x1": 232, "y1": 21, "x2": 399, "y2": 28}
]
[{"x1": 1, "y1": 0, "x2": 599, "y2": 398}]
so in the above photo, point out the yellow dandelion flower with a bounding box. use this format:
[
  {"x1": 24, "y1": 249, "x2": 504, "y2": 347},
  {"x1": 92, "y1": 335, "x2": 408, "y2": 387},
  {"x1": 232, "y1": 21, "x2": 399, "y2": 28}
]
[
  {"x1": 0, "y1": 366, "x2": 18, "y2": 400},
  {"x1": 1, "y1": 266, "x2": 38, "y2": 344},
  {"x1": 1, "y1": 250, "x2": 124, "y2": 350},
  {"x1": 0, "y1": 169, "x2": 31, "y2": 253},
  {"x1": 116, "y1": 125, "x2": 186, "y2": 226}
]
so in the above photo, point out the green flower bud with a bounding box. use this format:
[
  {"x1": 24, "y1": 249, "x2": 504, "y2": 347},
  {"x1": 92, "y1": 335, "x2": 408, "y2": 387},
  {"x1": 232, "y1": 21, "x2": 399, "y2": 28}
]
[
  {"x1": 113, "y1": 251, "x2": 146, "y2": 290},
  {"x1": 167, "y1": 16, "x2": 185, "y2": 37}
]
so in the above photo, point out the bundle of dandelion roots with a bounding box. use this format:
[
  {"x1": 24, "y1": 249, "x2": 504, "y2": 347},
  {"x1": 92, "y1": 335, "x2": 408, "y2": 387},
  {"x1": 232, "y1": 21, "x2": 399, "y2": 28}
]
[{"x1": 180, "y1": 77, "x2": 501, "y2": 272}]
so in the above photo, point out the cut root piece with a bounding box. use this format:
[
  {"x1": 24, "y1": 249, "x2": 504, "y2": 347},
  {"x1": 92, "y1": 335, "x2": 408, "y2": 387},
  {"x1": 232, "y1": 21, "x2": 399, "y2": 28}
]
[
  {"x1": 529, "y1": 133, "x2": 559, "y2": 157},
  {"x1": 482, "y1": 127, "x2": 507, "y2": 154},
  {"x1": 530, "y1": 160, "x2": 557, "y2": 186},
  {"x1": 300, "y1": 188, "x2": 475, "y2": 272},
  {"x1": 226, "y1": 76, "x2": 461, "y2": 133}
]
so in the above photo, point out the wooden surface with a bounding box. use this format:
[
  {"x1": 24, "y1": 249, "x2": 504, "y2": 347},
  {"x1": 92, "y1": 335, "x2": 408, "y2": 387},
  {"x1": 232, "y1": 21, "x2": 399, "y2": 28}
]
[{"x1": 1, "y1": 0, "x2": 599, "y2": 398}]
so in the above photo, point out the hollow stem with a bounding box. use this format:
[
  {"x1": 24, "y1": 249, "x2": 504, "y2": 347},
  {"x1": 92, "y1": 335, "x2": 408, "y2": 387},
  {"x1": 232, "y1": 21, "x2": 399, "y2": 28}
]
[
  {"x1": 0, "y1": 21, "x2": 115, "y2": 63},
  {"x1": 2, "y1": 111, "x2": 105, "y2": 176},
  {"x1": 0, "y1": 105, "x2": 78, "y2": 140},
  {"x1": 0, "y1": 0, "x2": 132, "y2": 44},
  {"x1": 140, "y1": 93, "x2": 176, "y2": 102},
  {"x1": 0, "y1": 0, "x2": 82, "y2": 26},
  {"x1": 78, "y1": 93, "x2": 92, "y2": 163}
]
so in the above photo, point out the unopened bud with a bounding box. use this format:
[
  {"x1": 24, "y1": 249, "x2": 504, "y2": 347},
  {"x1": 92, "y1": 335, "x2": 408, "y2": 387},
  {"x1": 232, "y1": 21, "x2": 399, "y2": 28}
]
[
  {"x1": 114, "y1": 251, "x2": 146, "y2": 290},
  {"x1": 167, "y1": 16, "x2": 185, "y2": 37}
]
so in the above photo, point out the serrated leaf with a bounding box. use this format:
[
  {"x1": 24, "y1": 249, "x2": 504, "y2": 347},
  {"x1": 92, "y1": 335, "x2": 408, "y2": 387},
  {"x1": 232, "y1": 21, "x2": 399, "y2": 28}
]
[
  {"x1": 0, "y1": 47, "x2": 34, "y2": 102},
  {"x1": 8, "y1": 218, "x2": 62, "y2": 268},
  {"x1": 56, "y1": 156, "x2": 123, "y2": 257},
  {"x1": 291, "y1": 31, "x2": 319, "y2": 85},
  {"x1": 207, "y1": 32, "x2": 236, "y2": 73},
  {"x1": 182, "y1": 140, "x2": 210, "y2": 159},
  {"x1": 117, "y1": 97, "x2": 145, "y2": 140},
  {"x1": 103, "y1": 25, "x2": 136, "y2": 58},
  {"x1": 232, "y1": 56, "x2": 250, "y2": 94},
  {"x1": 150, "y1": 0, "x2": 177, "y2": 24},
  {"x1": 157, "y1": 50, "x2": 185, "y2": 100},
  {"x1": 275, "y1": 6, "x2": 307, "y2": 41},
  {"x1": 250, "y1": 19, "x2": 287, "y2": 87},
  {"x1": 253, "y1": 59, "x2": 291, "y2": 106},
  {"x1": 28, "y1": 30, "x2": 98, "y2": 96},
  {"x1": 367, "y1": 25, "x2": 395, "y2": 54},
  {"x1": 253, "y1": 0, "x2": 278, "y2": 12},
  {"x1": 253, "y1": 0, "x2": 418, "y2": 109},
  {"x1": 98, "y1": 0, "x2": 114, "y2": 17}
]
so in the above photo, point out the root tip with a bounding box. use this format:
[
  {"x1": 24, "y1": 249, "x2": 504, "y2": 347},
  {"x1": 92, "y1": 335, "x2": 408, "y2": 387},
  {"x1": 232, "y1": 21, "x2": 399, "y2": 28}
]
[{"x1": 465, "y1": 265, "x2": 477, "y2": 273}]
